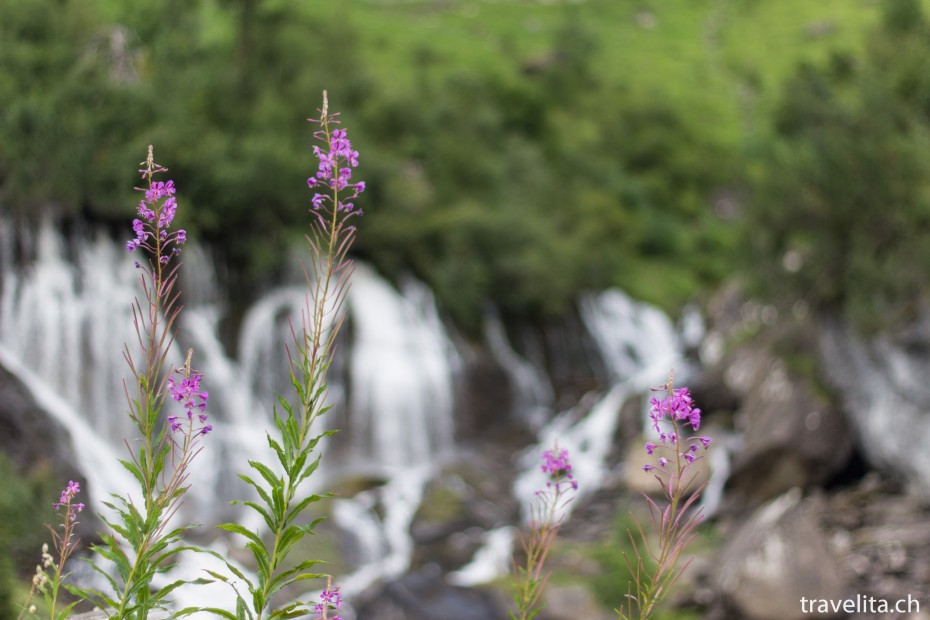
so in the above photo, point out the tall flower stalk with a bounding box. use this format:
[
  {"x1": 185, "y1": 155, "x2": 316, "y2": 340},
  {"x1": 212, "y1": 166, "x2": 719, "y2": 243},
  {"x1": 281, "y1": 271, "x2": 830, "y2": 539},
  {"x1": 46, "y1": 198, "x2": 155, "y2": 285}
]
[
  {"x1": 511, "y1": 446, "x2": 578, "y2": 620},
  {"x1": 620, "y1": 371, "x2": 711, "y2": 619},
  {"x1": 71, "y1": 148, "x2": 211, "y2": 618},
  {"x1": 18, "y1": 482, "x2": 85, "y2": 620},
  {"x1": 207, "y1": 92, "x2": 362, "y2": 619}
]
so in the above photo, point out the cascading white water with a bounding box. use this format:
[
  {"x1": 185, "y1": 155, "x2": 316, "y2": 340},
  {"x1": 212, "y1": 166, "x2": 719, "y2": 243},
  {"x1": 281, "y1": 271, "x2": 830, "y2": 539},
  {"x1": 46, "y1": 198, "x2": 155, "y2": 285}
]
[
  {"x1": 451, "y1": 289, "x2": 686, "y2": 588},
  {"x1": 0, "y1": 220, "x2": 143, "y2": 445},
  {"x1": 1, "y1": 216, "x2": 709, "y2": 615},
  {"x1": 0, "y1": 219, "x2": 145, "y2": 506},
  {"x1": 483, "y1": 310, "x2": 554, "y2": 431},
  {"x1": 345, "y1": 264, "x2": 459, "y2": 468},
  {"x1": 512, "y1": 289, "x2": 683, "y2": 522},
  {"x1": 0, "y1": 218, "x2": 461, "y2": 614}
]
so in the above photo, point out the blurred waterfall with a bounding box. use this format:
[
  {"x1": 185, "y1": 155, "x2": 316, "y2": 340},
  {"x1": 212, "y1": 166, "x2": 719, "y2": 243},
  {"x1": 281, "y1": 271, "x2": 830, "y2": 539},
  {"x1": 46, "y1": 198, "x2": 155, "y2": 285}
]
[
  {"x1": 513, "y1": 289, "x2": 683, "y2": 520},
  {"x1": 0, "y1": 218, "x2": 462, "y2": 611},
  {"x1": 0, "y1": 216, "x2": 705, "y2": 613}
]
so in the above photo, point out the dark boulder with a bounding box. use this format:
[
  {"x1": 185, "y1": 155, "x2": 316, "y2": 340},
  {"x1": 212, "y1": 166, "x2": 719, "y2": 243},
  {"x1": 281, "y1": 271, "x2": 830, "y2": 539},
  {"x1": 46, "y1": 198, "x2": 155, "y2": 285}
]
[{"x1": 354, "y1": 566, "x2": 506, "y2": 620}]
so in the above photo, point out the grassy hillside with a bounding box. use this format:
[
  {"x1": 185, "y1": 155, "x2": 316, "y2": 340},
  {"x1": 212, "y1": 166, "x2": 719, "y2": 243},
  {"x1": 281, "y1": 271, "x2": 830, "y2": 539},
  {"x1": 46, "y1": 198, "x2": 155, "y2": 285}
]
[
  {"x1": 0, "y1": 0, "x2": 903, "y2": 321},
  {"x1": 321, "y1": 0, "x2": 885, "y2": 144}
]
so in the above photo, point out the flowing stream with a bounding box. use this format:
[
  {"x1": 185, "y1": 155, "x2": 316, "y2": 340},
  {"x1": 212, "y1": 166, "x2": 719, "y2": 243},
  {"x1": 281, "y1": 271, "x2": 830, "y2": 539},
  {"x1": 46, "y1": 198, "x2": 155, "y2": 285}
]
[{"x1": 0, "y1": 217, "x2": 698, "y2": 616}]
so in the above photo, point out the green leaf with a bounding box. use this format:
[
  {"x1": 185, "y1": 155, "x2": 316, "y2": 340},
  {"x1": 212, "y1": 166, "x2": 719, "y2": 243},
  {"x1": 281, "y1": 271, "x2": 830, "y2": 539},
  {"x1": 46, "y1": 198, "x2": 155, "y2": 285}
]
[
  {"x1": 237, "y1": 473, "x2": 273, "y2": 506},
  {"x1": 283, "y1": 493, "x2": 324, "y2": 527},
  {"x1": 218, "y1": 523, "x2": 265, "y2": 549},
  {"x1": 195, "y1": 608, "x2": 239, "y2": 620},
  {"x1": 249, "y1": 460, "x2": 282, "y2": 490},
  {"x1": 242, "y1": 501, "x2": 277, "y2": 532}
]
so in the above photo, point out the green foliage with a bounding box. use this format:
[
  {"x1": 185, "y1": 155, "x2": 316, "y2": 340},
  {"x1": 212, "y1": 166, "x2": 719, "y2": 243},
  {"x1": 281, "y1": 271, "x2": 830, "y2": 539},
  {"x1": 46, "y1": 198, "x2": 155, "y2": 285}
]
[
  {"x1": 209, "y1": 102, "x2": 357, "y2": 619},
  {"x1": 742, "y1": 1, "x2": 930, "y2": 330},
  {"x1": 0, "y1": 549, "x2": 14, "y2": 620},
  {"x1": 0, "y1": 454, "x2": 60, "y2": 576},
  {"x1": 0, "y1": 0, "x2": 904, "y2": 324}
]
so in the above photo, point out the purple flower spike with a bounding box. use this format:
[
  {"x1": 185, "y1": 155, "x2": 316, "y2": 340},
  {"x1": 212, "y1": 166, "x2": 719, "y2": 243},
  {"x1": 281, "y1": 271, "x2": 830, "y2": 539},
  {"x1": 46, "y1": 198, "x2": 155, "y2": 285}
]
[
  {"x1": 313, "y1": 584, "x2": 343, "y2": 620},
  {"x1": 129, "y1": 160, "x2": 185, "y2": 262},
  {"x1": 307, "y1": 105, "x2": 365, "y2": 218},
  {"x1": 53, "y1": 480, "x2": 85, "y2": 521},
  {"x1": 168, "y1": 368, "x2": 210, "y2": 437},
  {"x1": 539, "y1": 446, "x2": 579, "y2": 495}
]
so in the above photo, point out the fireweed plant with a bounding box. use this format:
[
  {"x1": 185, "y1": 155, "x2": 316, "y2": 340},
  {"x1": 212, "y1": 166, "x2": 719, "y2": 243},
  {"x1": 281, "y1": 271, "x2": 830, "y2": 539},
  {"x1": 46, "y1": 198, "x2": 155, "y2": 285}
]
[
  {"x1": 620, "y1": 373, "x2": 711, "y2": 619},
  {"x1": 20, "y1": 94, "x2": 359, "y2": 618},
  {"x1": 511, "y1": 446, "x2": 578, "y2": 620},
  {"x1": 202, "y1": 92, "x2": 362, "y2": 619},
  {"x1": 60, "y1": 146, "x2": 214, "y2": 618},
  {"x1": 17, "y1": 482, "x2": 86, "y2": 620}
]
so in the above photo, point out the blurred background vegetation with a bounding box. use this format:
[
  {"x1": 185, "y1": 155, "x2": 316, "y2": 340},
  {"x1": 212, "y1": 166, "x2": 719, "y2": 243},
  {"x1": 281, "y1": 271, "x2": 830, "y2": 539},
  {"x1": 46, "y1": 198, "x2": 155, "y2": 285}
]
[
  {"x1": 6, "y1": 0, "x2": 930, "y2": 333},
  {"x1": 6, "y1": 0, "x2": 930, "y2": 613}
]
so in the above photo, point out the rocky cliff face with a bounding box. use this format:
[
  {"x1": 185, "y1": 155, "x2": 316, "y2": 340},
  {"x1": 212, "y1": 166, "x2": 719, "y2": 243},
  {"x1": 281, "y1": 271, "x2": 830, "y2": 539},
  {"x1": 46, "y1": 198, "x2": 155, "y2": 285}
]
[
  {"x1": 819, "y1": 316, "x2": 930, "y2": 499},
  {"x1": 4, "y1": 217, "x2": 930, "y2": 620}
]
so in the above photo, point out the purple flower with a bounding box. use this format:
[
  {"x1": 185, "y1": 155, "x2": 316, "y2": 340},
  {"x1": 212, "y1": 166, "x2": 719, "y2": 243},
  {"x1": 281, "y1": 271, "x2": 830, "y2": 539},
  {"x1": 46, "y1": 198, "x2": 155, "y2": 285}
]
[
  {"x1": 644, "y1": 380, "x2": 711, "y2": 472},
  {"x1": 168, "y1": 370, "x2": 210, "y2": 436},
  {"x1": 649, "y1": 386, "x2": 702, "y2": 435},
  {"x1": 313, "y1": 585, "x2": 343, "y2": 620},
  {"x1": 129, "y1": 165, "x2": 185, "y2": 261},
  {"x1": 307, "y1": 111, "x2": 365, "y2": 217},
  {"x1": 540, "y1": 447, "x2": 579, "y2": 493},
  {"x1": 53, "y1": 481, "x2": 85, "y2": 521},
  {"x1": 138, "y1": 202, "x2": 155, "y2": 221}
]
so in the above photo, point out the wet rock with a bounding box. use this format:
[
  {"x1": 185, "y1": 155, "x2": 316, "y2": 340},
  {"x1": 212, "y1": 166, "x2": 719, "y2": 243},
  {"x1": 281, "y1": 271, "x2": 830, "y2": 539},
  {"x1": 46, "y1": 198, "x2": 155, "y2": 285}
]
[
  {"x1": 410, "y1": 450, "x2": 519, "y2": 572},
  {"x1": 724, "y1": 351, "x2": 853, "y2": 506},
  {"x1": 821, "y1": 473, "x2": 930, "y2": 617},
  {"x1": 537, "y1": 583, "x2": 614, "y2": 620},
  {"x1": 0, "y1": 362, "x2": 75, "y2": 471},
  {"x1": 354, "y1": 567, "x2": 507, "y2": 620},
  {"x1": 818, "y1": 317, "x2": 930, "y2": 500},
  {"x1": 71, "y1": 613, "x2": 169, "y2": 620},
  {"x1": 713, "y1": 488, "x2": 846, "y2": 620},
  {"x1": 700, "y1": 285, "x2": 854, "y2": 509}
]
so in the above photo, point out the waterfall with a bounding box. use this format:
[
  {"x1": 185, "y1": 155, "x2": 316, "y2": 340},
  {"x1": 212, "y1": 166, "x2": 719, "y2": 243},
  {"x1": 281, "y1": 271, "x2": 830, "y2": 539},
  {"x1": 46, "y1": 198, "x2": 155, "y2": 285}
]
[
  {"x1": 1, "y1": 215, "x2": 704, "y2": 614},
  {"x1": 513, "y1": 289, "x2": 683, "y2": 520},
  {"x1": 0, "y1": 217, "x2": 462, "y2": 611},
  {"x1": 345, "y1": 264, "x2": 459, "y2": 469},
  {"x1": 483, "y1": 309, "x2": 553, "y2": 431}
]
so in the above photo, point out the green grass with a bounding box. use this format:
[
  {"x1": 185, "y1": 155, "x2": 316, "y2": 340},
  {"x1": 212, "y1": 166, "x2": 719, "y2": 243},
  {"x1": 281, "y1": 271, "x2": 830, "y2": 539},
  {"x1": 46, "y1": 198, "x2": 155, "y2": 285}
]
[{"x1": 308, "y1": 0, "x2": 888, "y2": 147}]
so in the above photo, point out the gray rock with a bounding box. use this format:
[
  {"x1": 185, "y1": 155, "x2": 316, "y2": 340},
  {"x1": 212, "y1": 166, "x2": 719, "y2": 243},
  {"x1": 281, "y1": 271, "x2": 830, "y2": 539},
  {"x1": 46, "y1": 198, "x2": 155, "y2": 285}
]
[
  {"x1": 354, "y1": 567, "x2": 506, "y2": 620},
  {"x1": 71, "y1": 612, "x2": 169, "y2": 619},
  {"x1": 0, "y1": 362, "x2": 76, "y2": 471},
  {"x1": 818, "y1": 318, "x2": 930, "y2": 500},
  {"x1": 537, "y1": 583, "x2": 614, "y2": 620},
  {"x1": 699, "y1": 286, "x2": 855, "y2": 508},
  {"x1": 725, "y1": 351, "x2": 854, "y2": 506},
  {"x1": 714, "y1": 488, "x2": 847, "y2": 620}
]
